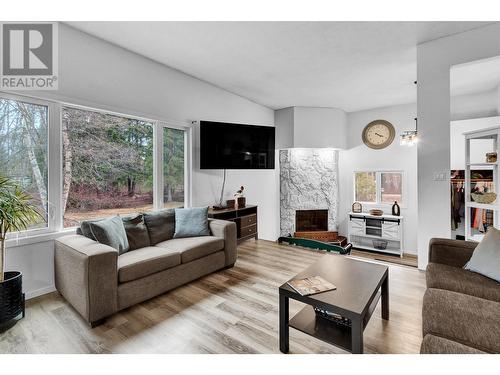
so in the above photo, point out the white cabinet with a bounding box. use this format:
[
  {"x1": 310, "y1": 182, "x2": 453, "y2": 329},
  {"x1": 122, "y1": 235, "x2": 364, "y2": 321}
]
[{"x1": 347, "y1": 212, "x2": 404, "y2": 256}]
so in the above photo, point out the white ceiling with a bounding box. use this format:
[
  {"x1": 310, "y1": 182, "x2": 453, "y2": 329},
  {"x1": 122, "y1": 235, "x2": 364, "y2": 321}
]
[
  {"x1": 68, "y1": 21, "x2": 494, "y2": 112},
  {"x1": 451, "y1": 55, "x2": 500, "y2": 97}
]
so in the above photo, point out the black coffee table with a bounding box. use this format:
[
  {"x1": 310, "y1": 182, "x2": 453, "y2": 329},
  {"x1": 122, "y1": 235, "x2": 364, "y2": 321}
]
[{"x1": 279, "y1": 254, "x2": 389, "y2": 354}]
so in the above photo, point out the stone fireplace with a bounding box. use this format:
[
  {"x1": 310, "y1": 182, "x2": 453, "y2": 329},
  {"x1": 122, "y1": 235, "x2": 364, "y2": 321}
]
[{"x1": 280, "y1": 148, "x2": 339, "y2": 237}]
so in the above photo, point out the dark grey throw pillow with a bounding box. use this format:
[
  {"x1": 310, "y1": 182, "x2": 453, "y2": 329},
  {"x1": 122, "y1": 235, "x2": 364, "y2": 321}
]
[
  {"x1": 88, "y1": 216, "x2": 130, "y2": 255},
  {"x1": 143, "y1": 209, "x2": 176, "y2": 245},
  {"x1": 173, "y1": 207, "x2": 210, "y2": 238},
  {"x1": 122, "y1": 214, "x2": 151, "y2": 251}
]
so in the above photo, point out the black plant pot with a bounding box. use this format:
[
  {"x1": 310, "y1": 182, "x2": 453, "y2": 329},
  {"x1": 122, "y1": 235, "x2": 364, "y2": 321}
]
[{"x1": 0, "y1": 271, "x2": 25, "y2": 331}]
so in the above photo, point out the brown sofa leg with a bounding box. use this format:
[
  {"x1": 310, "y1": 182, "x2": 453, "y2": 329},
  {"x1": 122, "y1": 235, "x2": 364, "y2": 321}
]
[
  {"x1": 223, "y1": 263, "x2": 235, "y2": 270},
  {"x1": 90, "y1": 318, "x2": 106, "y2": 328}
]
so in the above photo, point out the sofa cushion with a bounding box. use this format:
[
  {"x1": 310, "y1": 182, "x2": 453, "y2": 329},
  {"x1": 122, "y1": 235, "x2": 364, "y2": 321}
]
[
  {"x1": 420, "y1": 334, "x2": 487, "y2": 354},
  {"x1": 122, "y1": 214, "x2": 151, "y2": 251},
  {"x1": 464, "y1": 226, "x2": 500, "y2": 282},
  {"x1": 173, "y1": 207, "x2": 210, "y2": 238},
  {"x1": 155, "y1": 236, "x2": 224, "y2": 263},
  {"x1": 88, "y1": 216, "x2": 129, "y2": 255},
  {"x1": 117, "y1": 246, "x2": 181, "y2": 283},
  {"x1": 422, "y1": 288, "x2": 500, "y2": 353},
  {"x1": 143, "y1": 209, "x2": 175, "y2": 245},
  {"x1": 426, "y1": 262, "x2": 500, "y2": 303}
]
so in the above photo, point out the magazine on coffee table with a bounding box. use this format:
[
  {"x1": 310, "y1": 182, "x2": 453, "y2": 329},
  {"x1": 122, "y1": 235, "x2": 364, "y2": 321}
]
[{"x1": 286, "y1": 276, "x2": 336, "y2": 296}]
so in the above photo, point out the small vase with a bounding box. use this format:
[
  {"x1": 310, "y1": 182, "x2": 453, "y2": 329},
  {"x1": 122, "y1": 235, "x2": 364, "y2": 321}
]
[{"x1": 392, "y1": 201, "x2": 401, "y2": 216}]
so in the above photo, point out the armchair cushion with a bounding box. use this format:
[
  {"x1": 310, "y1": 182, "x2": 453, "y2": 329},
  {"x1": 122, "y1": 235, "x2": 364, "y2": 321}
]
[
  {"x1": 422, "y1": 288, "x2": 500, "y2": 353},
  {"x1": 426, "y1": 262, "x2": 500, "y2": 303}
]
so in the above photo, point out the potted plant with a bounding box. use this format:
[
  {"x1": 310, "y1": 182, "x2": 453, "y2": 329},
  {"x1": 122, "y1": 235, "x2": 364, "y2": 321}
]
[{"x1": 0, "y1": 175, "x2": 42, "y2": 331}]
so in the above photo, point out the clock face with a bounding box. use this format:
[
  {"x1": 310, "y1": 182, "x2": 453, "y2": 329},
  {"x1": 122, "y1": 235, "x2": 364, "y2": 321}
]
[{"x1": 362, "y1": 120, "x2": 395, "y2": 149}]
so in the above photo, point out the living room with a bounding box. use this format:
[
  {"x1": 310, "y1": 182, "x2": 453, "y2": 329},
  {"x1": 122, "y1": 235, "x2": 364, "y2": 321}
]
[{"x1": 1, "y1": 1, "x2": 500, "y2": 373}]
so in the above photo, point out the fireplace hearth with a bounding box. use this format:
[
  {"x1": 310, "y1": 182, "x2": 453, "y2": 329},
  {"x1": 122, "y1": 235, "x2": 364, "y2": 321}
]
[{"x1": 294, "y1": 209, "x2": 338, "y2": 242}]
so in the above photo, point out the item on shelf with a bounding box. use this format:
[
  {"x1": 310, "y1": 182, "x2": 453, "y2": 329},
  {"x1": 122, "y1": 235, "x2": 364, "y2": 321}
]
[
  {"x1": 486, "y1": 152, "x2": 497, "y2": 163},
  {"x1": 352, "y1": 201, "x2": 362, "y2": 213},
  {"x1": 369, "y1": 209, "x2": 384, "y2": 216},
  {"x1": 226, "y1": 199, "x2": 235, "y2": 208},
  {"x1": 372, "y1": 239, "x2": 388, "y2": 250},
  {"x1": 286, "y1": 276, "x2": 336, "y2": 296},
  {"x1": 234, "y1": 186, "x2": 246, "y2": 208},
  {"x1": 471, "y1": 192, "x2": 497, "y2": 204},
  {"x1": 314, "y1": 307, "x2": 352, "y2": 328},
  {"x1": 391, "y1": 201, "x2": 401, "y2": 216}
]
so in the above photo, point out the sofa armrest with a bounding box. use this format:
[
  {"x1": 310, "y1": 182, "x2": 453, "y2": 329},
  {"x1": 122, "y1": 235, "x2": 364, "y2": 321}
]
[
  {"x1": 209, "y1": 219, "x2": 238, "y2": 266},
  {"x1": 428, "y1": 238, "x2": 477, "y2": 268},
  {"x1": 55, "y1": 234, "x2": 118, "y2": 325}
]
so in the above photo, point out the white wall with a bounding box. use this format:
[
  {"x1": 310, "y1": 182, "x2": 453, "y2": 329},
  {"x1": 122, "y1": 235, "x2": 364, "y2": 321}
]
[
  {"x1": 450, "y1": 116, "x2": 500, "y2": 170},
  {"x1": 451, "y1": 89, "x2": 498, "y2": 121},
  {"x1": 293, "y1": 107, "x2": 347, "y2": 149},
  {"x1": 7, "y1": 23, "x2": 277, "y2": 299},
  {"x1": 417, "y1": 23, "x2": 500, "y2": 269},
  {"x1": 339, "y1": 103, "x2": 418, "y2": 255},
  {"x1": 274, "y1": 106, "x2": 347, "y2": 149}
]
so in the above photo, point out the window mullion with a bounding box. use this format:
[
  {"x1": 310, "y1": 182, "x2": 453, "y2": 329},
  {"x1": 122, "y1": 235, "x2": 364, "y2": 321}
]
[
  {"x1": 154, "y1": 121, "x2": 164, "y2": 211},
  {"x1": 49, "y1": 102, "x2": 63, "y2": 231}
]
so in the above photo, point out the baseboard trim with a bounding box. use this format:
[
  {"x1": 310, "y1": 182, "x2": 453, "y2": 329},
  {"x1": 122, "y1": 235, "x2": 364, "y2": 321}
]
[{"x1": 26, "y1": 284, "x2": 56, "y2": 300}]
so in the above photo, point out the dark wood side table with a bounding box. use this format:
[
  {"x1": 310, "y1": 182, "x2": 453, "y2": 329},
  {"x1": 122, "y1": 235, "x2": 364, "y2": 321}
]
[
  {"x1": 208, "y1": 205, "x2": 258, "y2": 244},
  {"x1": 279, "y1": 254, "x2": 389, "y2": 354}
]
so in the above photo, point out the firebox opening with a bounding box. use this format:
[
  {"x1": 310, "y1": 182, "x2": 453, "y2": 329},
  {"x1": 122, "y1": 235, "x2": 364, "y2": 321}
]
[{"x1": 295, "y1": 209, "x2": 328, "y2": 232}]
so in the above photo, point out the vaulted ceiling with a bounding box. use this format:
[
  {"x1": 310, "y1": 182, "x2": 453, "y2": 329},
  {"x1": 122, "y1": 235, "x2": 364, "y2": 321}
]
[{"x1": 68, "y1": 21, "x2": 494, "y2": 112}]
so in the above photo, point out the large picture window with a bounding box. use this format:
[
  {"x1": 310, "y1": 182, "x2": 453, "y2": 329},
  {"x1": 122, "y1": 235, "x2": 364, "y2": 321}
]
[
  {"x1": 0, "y1": 96, "x2": 48, "y2": 230},
  {"x1": 354, "y1": 171, "x2": 403, "y2": 205},
  {"x1": 62, "y1": 107, "x2": 154, "y2": 227}
]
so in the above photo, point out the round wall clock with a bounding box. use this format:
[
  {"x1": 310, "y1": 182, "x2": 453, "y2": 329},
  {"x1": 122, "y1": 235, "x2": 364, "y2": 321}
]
[{"x1": 362, "y1": 120, "x2": 396, "y2": 149}]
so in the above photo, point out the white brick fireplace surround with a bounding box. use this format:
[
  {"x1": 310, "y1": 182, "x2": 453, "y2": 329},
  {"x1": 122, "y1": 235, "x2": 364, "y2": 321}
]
[{"x1": 279, "y1": 148, "x2": 339, "y2": 236}]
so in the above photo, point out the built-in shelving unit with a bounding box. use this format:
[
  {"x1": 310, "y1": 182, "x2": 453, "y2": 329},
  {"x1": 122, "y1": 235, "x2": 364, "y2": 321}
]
[
  {"x1": 464, "y1": 126, "x2": 500, "y2": 242},
  {"x1": 347, "y1": 212, "x2": 403, "y2": 257}
]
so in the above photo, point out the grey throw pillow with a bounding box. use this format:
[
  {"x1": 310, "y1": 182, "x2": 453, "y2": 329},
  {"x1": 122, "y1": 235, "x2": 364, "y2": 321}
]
[
  {"x1": 122, "y1": 214, "x2": 151, "y2": 251},
  {"x1": 173, "y1": 206, "x2": 210, "y2": 238},
  {"x1": 88, "y1": 216, "x2": 130, "y2": 255},
  {"x1": 465, "y1": 227, "x2": 500, "y2": 282},
  {"x1": 143, "y1": 209, "x2": 176, "y2": 245}
]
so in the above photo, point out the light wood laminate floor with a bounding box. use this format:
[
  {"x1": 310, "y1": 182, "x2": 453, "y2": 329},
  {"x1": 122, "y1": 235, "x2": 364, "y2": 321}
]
[{"x1": 0, "y1": 240, "x2": 426, "y2": 354}]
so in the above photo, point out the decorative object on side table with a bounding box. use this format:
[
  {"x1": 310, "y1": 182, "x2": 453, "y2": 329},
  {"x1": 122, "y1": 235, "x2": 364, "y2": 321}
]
[
  {"x1": 391, "y1": 201, "x2": 401, "y2": 216},
  {"x1": 234, "y1": 185, "x2": 246, "y2": 208},
  {"x1": 369, "y1": 208, "x2": 384, "y2": 216},
  {"x1": 226, "y1": 199, "x2": 235, "y2": 208},
  {"x1": 352, "y1": 201, "x2": 362, "y2": 213},
  {"x1": 0, "y1": 175, "x2": 43, "y2": 332}
]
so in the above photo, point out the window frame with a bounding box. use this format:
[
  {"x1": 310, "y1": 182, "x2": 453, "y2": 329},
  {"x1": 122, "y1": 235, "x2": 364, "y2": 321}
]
[
  {"x1": 353, "y1": 170, "x2": 406, "y2": 208},
  {"x1": 1, "y1": 91, "x2": 192, "y2": 245}
]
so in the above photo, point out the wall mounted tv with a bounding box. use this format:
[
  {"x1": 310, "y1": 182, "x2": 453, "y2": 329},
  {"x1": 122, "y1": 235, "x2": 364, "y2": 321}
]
[{"x1": 200, "y1": 120, "x2": 275, "y2": 169}]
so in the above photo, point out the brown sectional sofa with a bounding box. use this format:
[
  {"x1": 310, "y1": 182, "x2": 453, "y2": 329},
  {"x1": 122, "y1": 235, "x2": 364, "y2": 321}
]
[
  {"x1": 421, "y1": 238, "x2": 500, "y2": 354},
  {"x1": 55, "y1": 217, "x2": 237, "y2": 327}
]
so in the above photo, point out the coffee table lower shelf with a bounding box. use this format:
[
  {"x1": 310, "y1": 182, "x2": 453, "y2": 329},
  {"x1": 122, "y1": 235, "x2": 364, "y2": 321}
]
[{"x1": 288, "y1": 290, "x2": 381, "y2": 353}]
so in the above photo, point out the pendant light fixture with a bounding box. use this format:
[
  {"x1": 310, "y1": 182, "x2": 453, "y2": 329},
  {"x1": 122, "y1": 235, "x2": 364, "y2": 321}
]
[
  {"x1": 400, "y1": 80, "x2": 418, "y2": 146},
  {"x1": 400, "y1": 117, "x2": 418, "y2": 146}
]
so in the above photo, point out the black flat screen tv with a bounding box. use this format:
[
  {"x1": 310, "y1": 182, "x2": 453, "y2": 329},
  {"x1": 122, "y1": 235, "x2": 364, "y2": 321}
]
[{"x1": 200, "y1": 121, "x2": 275, "y2": 169}]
